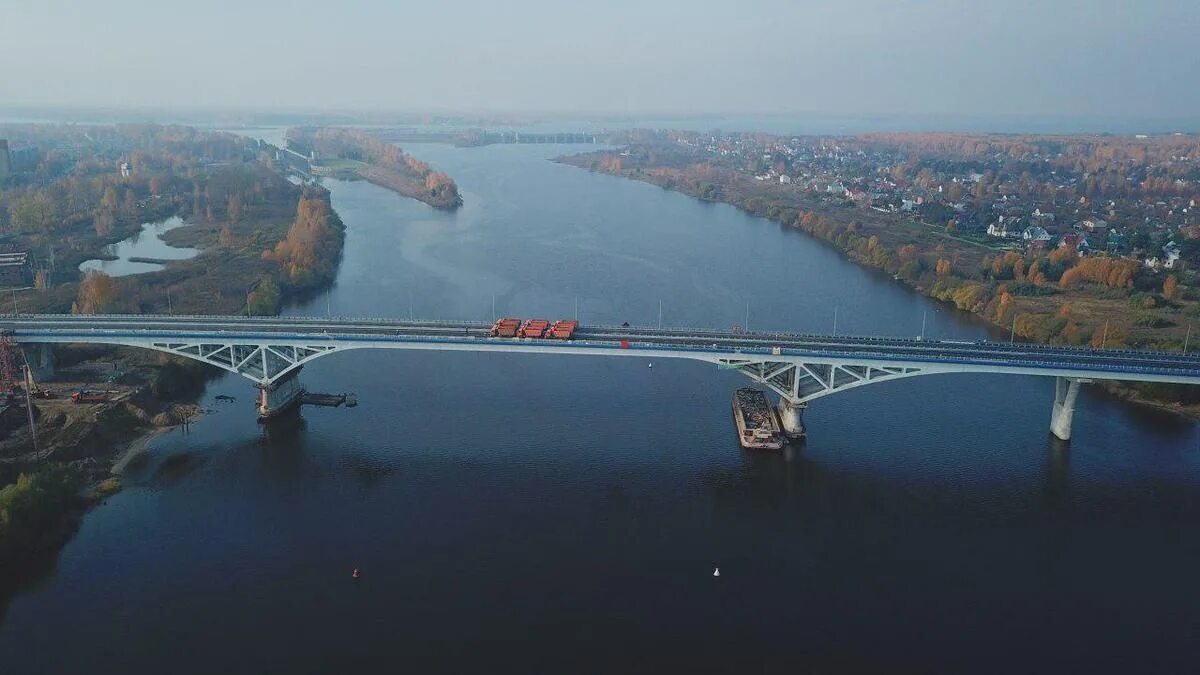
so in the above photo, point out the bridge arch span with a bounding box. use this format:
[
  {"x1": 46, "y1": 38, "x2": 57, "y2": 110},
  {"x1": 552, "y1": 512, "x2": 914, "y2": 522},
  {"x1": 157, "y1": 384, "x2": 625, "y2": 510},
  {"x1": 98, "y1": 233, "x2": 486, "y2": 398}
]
[{"x1": 9, "y1": 313, "x2": 1200, "y2": 441}]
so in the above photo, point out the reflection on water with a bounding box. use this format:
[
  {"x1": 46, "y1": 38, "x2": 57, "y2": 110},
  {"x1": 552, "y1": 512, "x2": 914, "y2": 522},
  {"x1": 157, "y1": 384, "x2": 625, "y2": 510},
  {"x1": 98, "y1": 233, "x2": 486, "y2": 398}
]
[{"x1": 78, "y1": 216, "x2": 199, "y2": 277}]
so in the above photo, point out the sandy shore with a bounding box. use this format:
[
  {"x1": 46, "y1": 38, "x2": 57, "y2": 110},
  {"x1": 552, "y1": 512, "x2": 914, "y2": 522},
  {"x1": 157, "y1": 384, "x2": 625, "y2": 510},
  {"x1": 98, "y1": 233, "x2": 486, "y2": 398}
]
[{"x1": 110, "y1": 425, "x2": 174, "y2": 475}]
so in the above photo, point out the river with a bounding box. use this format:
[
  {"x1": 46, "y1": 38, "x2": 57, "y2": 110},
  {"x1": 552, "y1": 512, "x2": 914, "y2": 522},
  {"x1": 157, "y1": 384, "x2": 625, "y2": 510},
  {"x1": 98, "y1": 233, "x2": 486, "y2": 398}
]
[{"x1": 2, "y1": 143, "x2": 1199, "y2": 673}]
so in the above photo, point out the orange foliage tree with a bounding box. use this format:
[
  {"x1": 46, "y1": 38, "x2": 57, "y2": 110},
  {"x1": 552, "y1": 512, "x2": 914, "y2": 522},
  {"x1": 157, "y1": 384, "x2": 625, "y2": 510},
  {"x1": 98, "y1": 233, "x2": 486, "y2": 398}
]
[
  {"x1": 264, "y1": 191, "x2": 343, "y2": 289},
  {"x1": 1163, "y1": 274, "x2": 1178, "y2": 300}
]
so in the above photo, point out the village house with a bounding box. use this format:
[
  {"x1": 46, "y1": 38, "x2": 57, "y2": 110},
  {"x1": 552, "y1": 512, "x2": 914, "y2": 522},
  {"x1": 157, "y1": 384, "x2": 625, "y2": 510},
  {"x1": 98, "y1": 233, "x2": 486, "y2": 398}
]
[
  {"x1": 1058, "y1": 231, "x2": 1091, "y2": 252},
  {"x1": 1032, "y1": 208, "x2": 1056, "y2": 223},
  {"x1": 1022, "y1": 225, "x2": 1053, "y2": 248},
  {"x1": 1076, "y1": 218, "x2": 1108, "y2": 233},
  {"x1": 1144, "y1": 241, "x2": 1182, "y2": 270},
  {"x1": 0, "y1": 251, "x2": 31, "y2": 287},
  {"x1": 986, "y1": 215, "x2": 1023, "y2": 238}
]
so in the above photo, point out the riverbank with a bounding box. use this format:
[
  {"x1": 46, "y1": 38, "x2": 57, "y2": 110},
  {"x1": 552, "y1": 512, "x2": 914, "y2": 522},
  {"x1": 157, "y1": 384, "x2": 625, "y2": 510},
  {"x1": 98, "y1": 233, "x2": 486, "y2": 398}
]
[
  {"x1": 557, "y1": 148, "x2": 1200, "y2": 419},
  {"x1": 0, "y1": 127, "x2": 349, "y2": 569},
  {"x1": 0, "y1": 357, "x2": 208, "y2": 583}
]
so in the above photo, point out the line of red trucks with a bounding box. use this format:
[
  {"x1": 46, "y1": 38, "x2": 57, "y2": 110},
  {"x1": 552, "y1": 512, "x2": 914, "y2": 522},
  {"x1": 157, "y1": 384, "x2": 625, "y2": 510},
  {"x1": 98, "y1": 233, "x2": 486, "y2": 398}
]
[{"x1": 490, "y1": 318, "x2": 578, "y2": 340}]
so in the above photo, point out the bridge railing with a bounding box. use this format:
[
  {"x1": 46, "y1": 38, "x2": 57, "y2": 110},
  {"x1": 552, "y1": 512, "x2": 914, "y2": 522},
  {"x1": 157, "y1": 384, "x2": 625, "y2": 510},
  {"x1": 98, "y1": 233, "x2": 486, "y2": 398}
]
[{"x1": 3, "y1": 313, "x2": 1196, "y2": 363}]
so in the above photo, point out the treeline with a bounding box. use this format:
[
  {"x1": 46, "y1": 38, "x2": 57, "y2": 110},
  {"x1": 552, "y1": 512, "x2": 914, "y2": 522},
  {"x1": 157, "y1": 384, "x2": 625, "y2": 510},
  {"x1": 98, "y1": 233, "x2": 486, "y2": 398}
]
[
  {"x1": 0, "y1": 465, "x2": 82, "y2": 562},
  {"x1": 287, "y1": 127, "x2": 462, "y2": 209},
  {"x1": 0, "y1": 124, "x2": 280, "y2": 278},
  {"x1": 790, "y1": 207, "x2": 1171, "y2": 348},
  {"x1": 840, "y1": 132, "x2": 1200, "y2": 204}
]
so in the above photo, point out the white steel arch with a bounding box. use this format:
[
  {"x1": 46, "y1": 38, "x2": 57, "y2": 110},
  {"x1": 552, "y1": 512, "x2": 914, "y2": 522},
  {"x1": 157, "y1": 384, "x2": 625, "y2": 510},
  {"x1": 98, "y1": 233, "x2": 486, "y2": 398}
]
[{"x1": 9, "y1": 314, "x2": 1200, "y2": 440}]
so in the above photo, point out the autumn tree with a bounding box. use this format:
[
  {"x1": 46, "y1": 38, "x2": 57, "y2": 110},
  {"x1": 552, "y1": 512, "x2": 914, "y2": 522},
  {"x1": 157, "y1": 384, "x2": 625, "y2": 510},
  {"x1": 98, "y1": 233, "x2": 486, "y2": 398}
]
[
  {"x1": 94, "y1": 211, "x2": 113, "y2": 237},
  {"x1": 264, "y1": 191, "x2": 344, "y2": 289},
  {"x1": 1026, "y1": 259, "x2": 1047, "y2": 285},
  {"x1": 227, "y1": 194, "x2": 244, "y2": 224},
  {"x1": 11, "y1": 193, "x2": 58, "y2": 233},
  {"x1": 75, "y1": 271, "x2": 118, "y2": 314},
  {"x1": 101, "y1": 186, "x2": 119, "y2": 211},
  {"x1": 995, "y1": 291, "x2": 1014, "y2": 322},
  {"x1": 1163, "y1": 274, "x2": 1178, "y2": 300},
  {"x1": 1059, "y1": 257, "x2": 1138, "y2": 289}
]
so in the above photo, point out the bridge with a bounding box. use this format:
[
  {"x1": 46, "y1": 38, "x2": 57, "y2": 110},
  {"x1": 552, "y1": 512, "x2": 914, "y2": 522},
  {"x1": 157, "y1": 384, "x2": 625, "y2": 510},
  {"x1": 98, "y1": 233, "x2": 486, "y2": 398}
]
[{"x1": 4, "y1": 314, "x2": 1200, "y2": 441}]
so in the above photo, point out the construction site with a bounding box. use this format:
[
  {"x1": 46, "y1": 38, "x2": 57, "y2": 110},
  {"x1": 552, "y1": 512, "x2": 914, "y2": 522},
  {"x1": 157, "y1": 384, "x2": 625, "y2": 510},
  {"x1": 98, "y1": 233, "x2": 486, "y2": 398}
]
[{"x1": 0, "y1": 335, "x2": 205, "y2": 484}]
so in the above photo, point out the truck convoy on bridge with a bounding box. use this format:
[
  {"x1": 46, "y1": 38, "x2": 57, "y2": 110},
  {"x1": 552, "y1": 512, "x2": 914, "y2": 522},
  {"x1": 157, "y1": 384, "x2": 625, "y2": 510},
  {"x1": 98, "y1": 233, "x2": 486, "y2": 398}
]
[
  {"x1": 491, "y1": 318, "x2": 579, "y2": 340},
  {"x1": 490, "y1": 318, "x2": 521, "y2": 337}
]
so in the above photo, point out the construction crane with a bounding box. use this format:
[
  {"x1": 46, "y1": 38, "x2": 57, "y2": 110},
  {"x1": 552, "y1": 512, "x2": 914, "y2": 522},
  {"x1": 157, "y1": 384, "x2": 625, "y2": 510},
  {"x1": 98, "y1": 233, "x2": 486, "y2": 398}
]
[{"x1": 23, "y1": 363, "x2": 49, "y2": 399}]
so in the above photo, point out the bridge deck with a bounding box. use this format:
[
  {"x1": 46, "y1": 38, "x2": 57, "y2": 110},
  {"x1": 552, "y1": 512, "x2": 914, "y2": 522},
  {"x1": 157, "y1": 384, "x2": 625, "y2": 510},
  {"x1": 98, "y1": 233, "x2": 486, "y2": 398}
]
[{"x1": 4, "y1": 314, "x2": 1200, "y2": 384}]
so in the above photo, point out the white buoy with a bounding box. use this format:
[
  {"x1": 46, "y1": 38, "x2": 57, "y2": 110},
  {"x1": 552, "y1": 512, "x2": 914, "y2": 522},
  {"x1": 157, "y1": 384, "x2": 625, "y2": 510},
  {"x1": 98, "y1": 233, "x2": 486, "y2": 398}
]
[
  {"x1": 648, "y1": 363, "x2": 653, "y2": 368},
  {"x1": 713, "y1": 567, "x2": 720, "y2": 577}
]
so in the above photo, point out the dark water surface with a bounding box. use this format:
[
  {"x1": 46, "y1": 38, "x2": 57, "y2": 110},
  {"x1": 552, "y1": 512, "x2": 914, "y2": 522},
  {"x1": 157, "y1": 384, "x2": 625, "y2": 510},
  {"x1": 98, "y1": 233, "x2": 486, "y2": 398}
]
[{"x1": 3, "y1": 145, "x2": 1199, "y2": 673}]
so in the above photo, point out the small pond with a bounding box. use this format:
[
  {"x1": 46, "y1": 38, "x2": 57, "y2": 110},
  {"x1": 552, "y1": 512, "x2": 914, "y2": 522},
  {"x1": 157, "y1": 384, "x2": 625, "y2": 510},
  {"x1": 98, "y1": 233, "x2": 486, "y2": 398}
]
[{"x1": 78, "y1": 216, "x2": 199, "y2": 277}]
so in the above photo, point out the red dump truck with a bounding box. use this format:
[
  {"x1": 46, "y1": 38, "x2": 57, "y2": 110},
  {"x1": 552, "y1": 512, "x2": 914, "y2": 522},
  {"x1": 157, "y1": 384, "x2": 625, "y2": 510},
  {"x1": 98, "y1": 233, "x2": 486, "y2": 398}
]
[
  {"x1": 71, "y1": 389, "x2": 111, "y2": 404},
  {"x1": 548, "y1": 320, "x2": 579, "y2": 340},
  {"x1": 518, "y1": 319, "x2": 550, "y2": 338},
  {"x1": 490, "y1": 318, "x2": 522, "y2": 337}
]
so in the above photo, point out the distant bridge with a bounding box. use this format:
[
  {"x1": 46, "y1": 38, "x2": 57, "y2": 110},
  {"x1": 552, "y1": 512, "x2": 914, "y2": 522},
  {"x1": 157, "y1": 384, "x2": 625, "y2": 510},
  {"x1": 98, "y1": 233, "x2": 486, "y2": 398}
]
[
  {"x1": 375, "y1": 130, "x2": 600, "y2": 146},
  {"x1": 5, "y1": 314, "x2": 1200, "y2": 441}
]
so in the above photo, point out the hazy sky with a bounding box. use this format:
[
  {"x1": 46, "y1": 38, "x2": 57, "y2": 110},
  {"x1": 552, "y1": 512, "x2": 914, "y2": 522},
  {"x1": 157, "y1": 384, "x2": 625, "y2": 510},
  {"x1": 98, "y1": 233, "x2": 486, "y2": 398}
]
[{"x1": 3, "y1": 0, "x2": 1197, "y2": 119}]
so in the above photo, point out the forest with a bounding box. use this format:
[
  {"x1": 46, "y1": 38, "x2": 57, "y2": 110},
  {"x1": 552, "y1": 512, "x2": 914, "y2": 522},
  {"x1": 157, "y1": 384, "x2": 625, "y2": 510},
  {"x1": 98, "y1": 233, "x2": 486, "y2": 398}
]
[{"x1": 0, "y1": 124, "x2": 346, "y2": 317}]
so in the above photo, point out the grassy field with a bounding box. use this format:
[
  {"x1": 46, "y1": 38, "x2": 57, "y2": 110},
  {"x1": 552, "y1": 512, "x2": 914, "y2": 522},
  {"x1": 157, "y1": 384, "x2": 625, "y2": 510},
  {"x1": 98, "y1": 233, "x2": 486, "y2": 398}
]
[{"x1": 311, "y1": 157, "x2": 367, "y2": 176}]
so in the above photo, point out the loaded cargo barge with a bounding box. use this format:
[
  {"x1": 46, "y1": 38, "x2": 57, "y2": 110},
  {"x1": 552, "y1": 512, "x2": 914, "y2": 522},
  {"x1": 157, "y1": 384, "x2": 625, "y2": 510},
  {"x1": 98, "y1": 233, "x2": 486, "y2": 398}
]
[{"x1": 732, "y1": 388, "x2": 785, "y2": 450}]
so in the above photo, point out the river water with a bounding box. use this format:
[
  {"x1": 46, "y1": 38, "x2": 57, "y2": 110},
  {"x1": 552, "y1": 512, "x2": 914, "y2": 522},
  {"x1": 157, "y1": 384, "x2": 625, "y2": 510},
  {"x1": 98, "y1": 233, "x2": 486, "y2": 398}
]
[
  {"x1": 3, "y1": 144, "x2": 1199, "y2": 673},
  {"x1": 78, "y1": 215, "x2": 199, "y2": 277}
]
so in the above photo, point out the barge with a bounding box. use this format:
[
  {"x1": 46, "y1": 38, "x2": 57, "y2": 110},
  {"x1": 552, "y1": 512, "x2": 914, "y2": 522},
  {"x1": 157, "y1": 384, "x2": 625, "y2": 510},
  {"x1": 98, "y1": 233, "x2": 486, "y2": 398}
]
[{"x1": 732, "y1": 388, "x2": 785, "y2": 450}]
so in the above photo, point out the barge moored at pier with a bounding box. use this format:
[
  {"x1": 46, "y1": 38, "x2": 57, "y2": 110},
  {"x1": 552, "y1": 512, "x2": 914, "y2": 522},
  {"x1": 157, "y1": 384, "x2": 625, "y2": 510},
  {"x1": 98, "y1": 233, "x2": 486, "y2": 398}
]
[{"x1": 732, "y1": 388, "x2": 785, "y2": 450}]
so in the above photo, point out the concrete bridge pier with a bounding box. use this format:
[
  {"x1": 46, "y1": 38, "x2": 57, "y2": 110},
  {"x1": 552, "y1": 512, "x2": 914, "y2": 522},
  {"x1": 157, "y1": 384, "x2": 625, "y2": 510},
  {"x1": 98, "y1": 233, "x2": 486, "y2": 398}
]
[
  {"x1": 1050, "y1": 377, "x2": 1085, "y2": 441},
  {"x1": 23, "y1": 343, "x2": 55, "y2": 380},
  {"x1": 257, "y1": 368, "x2": 305, "y2": 419},
  {"x1": 777, "y1": 399, "x2": 807, "y2": 439}
]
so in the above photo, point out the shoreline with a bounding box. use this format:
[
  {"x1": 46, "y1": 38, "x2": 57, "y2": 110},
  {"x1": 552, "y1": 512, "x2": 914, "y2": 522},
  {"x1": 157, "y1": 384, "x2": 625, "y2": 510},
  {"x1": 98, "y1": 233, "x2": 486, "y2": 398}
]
[
  {"x1": 555, "y1": 153, "x2": 1200, "y2": 422},
  {"x1": 111, "y1": 423, "x2": 176, "y2": 474}
]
